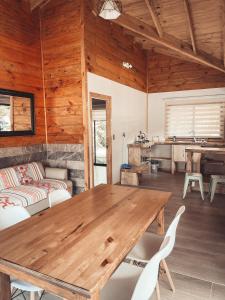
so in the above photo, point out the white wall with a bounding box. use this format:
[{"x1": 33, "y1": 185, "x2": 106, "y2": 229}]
[
  {"x1": 88, "y1": 72, "x2": 147, "y2": 184},
  {"x1": 148, "y1": 87, "x2": 225, "y2": 140}
]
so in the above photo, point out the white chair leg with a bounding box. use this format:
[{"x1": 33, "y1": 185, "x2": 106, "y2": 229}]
[
  {"x1": 198, "y1": 178, "x2": 204, "y2": 200},
  {"x1": 210, "y1": 179, "x2": 217, "y2": 203},
  {"x1": 156, "y1": 281, "x2": 161, "y2": 300},
  {"x1": 30, "y1": 291, "x2": 35, "y2": 300},
  {"x1": 183, "y1": 176, "x2": 189, "y2": 199},
  {"x1": 162, "y1": 259, "x2": 175, "y2": 292}
]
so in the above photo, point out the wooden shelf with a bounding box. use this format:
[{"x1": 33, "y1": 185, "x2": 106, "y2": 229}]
[{"x1": 150, "y1": 156, "x2": 171, "y2": 161}]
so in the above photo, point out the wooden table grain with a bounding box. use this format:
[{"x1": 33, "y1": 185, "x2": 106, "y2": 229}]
[
  {"x1": 185, "y1": 146, "x2": 225, "y2": 172},
  {"x1": 0, "y1": 184, "x2": 171, "y2": 300}
]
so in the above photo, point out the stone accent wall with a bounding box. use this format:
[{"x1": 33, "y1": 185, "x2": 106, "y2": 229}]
[
  {"x1": 0, "y1": 144, "x2": 47, "y2": 169},
  {"x1": 45, "y1": 144, "x2": 85, "y2": 194}
]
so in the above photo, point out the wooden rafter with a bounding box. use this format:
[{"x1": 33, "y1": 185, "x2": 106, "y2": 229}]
[
  {"x1": 114, "y1": 14, "x2": 225, "y2": 73},
  {"x1": 183, "y1": 0, "x2": 197, "y2": 54},
  {"x1": 144, "y1": 0, "x2": 163, "y2": 37}
]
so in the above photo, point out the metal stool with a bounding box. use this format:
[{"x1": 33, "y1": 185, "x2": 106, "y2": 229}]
[
  {"x1": 209, "y1": 175, "x2": 225, "y2": 203},
  {"x1": 183, "y1": 172, "x2": 204, "y2": 200}
]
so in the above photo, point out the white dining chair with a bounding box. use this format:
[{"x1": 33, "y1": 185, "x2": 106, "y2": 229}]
[
  {"x1": 101, "y1": 236, "x2": 171, "y2": 300},
  {"x1": 0, "y1": 206, "x2": 44, "y2": 300},
  {"x1": 48, "y1": 189, "x2": 71, "y2": 208},
  {"x1": 126, "y1": 206, "x2": 185, "y2": 295}
]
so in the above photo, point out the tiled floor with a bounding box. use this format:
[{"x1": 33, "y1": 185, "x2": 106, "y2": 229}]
[
  {"x1": 141, "y1": 172, "x2": 225, "y2": 300},
  {"x1": 15, "y1": 172, "x2": 225, "y2": 299}
]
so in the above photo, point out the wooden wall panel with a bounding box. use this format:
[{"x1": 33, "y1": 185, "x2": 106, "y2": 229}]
[
  {"x1": 0, "y1": 0, "x2": 45, "y2": 147},
  {"x1": 148, "y1": 52, "x2": 225, "y2": 93},
  {"x1": 40, "y1": 0, "x2": 83, "y2": 144},
  {"x1": 84, "y1": 1, "x2": 147, "y2": 92}
]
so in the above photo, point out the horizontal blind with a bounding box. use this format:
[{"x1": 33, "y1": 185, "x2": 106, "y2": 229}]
[{"x1": 166, "y1": 102, "x2": 225, "y2": 138}]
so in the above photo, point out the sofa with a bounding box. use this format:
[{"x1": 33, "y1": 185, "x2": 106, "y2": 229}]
[{"x1": 0, "y1": 162, "x2": 73, "y2": 215}]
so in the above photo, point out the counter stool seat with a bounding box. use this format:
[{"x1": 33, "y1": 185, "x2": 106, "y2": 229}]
[
  {"x1": 183, "y1": 172, "x2": 204, "y2": 200},
  {"x1": 209, "y1": 175, "x2": 225, "y2": 203}
]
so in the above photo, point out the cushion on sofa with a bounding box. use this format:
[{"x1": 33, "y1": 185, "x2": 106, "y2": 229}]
[
  {"x1": 30, "y1": 179, "x2": 68, "y2": 193},
  {"x1": 0, "y1": 168, "x2": 20, "y2": 191},
  {"x1": 13, "y1": 162, "x2": 44, "y2": 185},
  {"x1": 0, "y1": 185, "x2": 47, "y2": 209}
]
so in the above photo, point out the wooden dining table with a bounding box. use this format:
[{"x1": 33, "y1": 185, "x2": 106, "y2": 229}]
[{"x1": 0, "y1": 184, "x2": 171, "y2": 300}]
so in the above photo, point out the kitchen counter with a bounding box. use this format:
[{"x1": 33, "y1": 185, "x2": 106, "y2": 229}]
[{"x1": 153, "y1": 141, "x2": 225, "y2": 147}]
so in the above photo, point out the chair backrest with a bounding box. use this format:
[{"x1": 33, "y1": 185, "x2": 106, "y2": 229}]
[
  {"x1": 0, "y1": 206, "x2": 30, "y2": 230},
  {"x1": 131, "y1": 237, "x2": 170, "y2": 300},
  {"x1": 48, "y1": 189, "x2": 71, "y2": 208},
  {"x1": 161, "y1": 205, "x2": 185, "y2": 258}
]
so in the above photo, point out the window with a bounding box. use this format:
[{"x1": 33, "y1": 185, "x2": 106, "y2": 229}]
[
  {"x1": 165, "y1": 101, "x2": 225, "y2": 139},
  {"x1": 93, "y1": 120, "x2": 107, "y2": 165},
  {"x1": 0, "y1": 104, "x2": 11, "y2": 131}
]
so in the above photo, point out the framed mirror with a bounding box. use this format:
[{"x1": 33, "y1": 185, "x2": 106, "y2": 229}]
[{"x1": 0, "y1": 89, "x2": 35, "y2": 136}]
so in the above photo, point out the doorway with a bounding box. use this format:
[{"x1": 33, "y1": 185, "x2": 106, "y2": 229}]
[{"x1": 89, "y1": 93, "x2": 112, "y2": 187}]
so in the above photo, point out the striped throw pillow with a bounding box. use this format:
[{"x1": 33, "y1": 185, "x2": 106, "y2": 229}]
[
  {"x1": 0, "y1": 168, "x2": 20, "y2": 190},
  {"x1": 13, "y1": 162, "x2": 44, "y2": 185}
]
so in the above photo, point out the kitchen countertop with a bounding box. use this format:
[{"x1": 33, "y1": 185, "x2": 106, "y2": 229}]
[{"x1": 153, "y1": 141, "x2": 225, "y2": 147}]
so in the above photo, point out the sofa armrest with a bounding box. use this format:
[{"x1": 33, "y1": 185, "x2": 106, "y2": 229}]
[{"x1": 45, "y1": 167, "x2": 68, "y2": 180}]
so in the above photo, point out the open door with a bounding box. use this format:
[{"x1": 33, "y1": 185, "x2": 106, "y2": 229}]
[{"x1": 89, "y1": 93, "x2": 112, "y2": 187}]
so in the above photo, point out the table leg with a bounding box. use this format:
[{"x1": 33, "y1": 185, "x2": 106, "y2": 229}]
[
  {"x1": 0, "y1": 272, "x2": 11, "y2": 300},
  {"x1": 156, "y1": 208, "x2": 165, "y2": 235},
  {"x1": 186, "y1": 151, "x2": 193, "y2": 173}
]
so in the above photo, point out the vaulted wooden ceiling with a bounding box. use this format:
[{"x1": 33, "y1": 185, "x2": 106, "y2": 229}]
[{"x1": 30, "y1": 0, "x2": 225, "y2": 73}]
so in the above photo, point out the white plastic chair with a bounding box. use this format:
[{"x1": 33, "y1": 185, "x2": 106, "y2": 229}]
[
  {"x1": 0, "y1": 206, "x2": 44, "y2": 300},
  {"x1": 48, "y1": 189, "x2": 71, "y2": 208},
  {"x1": 126, "y1": 206, "x2": 185, "y2": 295},
  {"x1": 101, "y1": 237, "x2": 170, "y2": 300}
]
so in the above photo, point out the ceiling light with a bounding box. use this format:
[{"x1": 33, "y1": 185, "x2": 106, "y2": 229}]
[
  {"x1": 122, "y1": 62, "x2": 133, "y2": 69},
  {"x1": 97, "y1": 0, "x2": 122, "y2": 20}
]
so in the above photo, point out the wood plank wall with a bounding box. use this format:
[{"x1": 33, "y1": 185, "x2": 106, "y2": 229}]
[
  {"x1": 0, "y1": 0, "x2": 45, "y2": 147},
  {"x1": 84, "y1": 0, "x2": 147, "y2": 92},
  {"x1": 148, "y1": 52, "x2": 225, "y2": 93},
  {"x1": 40, "y1": 0, "x2": 83, "y2": 144}
]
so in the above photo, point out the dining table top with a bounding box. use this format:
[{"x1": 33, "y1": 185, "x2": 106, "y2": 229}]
[{"x1": 0, "y1": 184, "x2": 171, "y2": 300}]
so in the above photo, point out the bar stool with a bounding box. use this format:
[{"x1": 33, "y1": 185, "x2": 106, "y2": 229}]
[
  {"x1": 209, "y1": 175, "x2": 225, "y2": 203},
  {"x1": 183, "y1": 172, "x2": 204, "y2": 200}
]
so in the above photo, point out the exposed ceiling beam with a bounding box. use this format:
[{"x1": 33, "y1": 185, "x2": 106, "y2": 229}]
[
  {"x1": 114, "y1": 14, "x2": 225, "y2": 73},
  {"x1": 144, "y1": 0, "x2": 163, "y2": 37},
  {"x1": 183, "y1": 0, "x2": 197, "y2": 54}
]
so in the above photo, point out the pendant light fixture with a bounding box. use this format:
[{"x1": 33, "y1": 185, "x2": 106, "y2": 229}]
[{"x1": 97, "y1": 0, "x2": 122, "y2": 20}]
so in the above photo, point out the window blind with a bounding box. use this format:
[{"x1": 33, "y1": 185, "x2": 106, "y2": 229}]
[{"x1": 165, "y1": 102, "x2": 225, "y2": 139}]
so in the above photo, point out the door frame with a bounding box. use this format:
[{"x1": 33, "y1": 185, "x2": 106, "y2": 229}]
[{"x1": 89, "y1": 92, "x2": 112, "y2": 188}]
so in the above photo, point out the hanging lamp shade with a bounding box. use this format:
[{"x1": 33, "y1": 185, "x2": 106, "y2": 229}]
[{"x1": 97, "y1": 0, "x2": 122, "y2": 20}]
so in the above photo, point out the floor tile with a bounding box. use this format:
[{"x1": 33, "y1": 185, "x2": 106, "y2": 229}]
[
  {"x1": 153, "y1": 271, "x2": 211, "y2": 300},
  {"x1": 210, "y1": 283, "x2": 225, "y2": 299}
]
